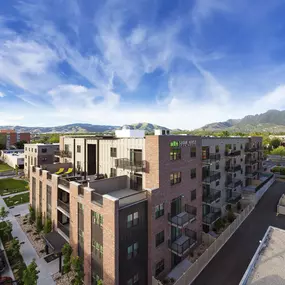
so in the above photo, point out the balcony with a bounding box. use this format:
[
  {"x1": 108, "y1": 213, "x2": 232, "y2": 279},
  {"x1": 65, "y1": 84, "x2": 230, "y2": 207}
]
[
  {"x1": 225, "y1": 165, "x2": 242, "y2": 173},
  {"x1": 226, "y1": 192, "x2": 242, "y2": 204},
  {"x1": 203, "y1": 189, "x2": 221, "y2": 204},
  {"x1": 58, "y1": 178, "x2": 70, "y2": 189},
  {"x1": 168, "y1": 205, "x2": 197, "y2": 227},
  {"x1": 245, "y1": 147, "x2": 258, "y2": 153},
  {"x1": 225, "y1": 150, "x2": 241, "y2": 157},
  {"x1": 203, "y1": 208, "x2": 221, "y2": 224},
  {"x1": 203, "y1": 171, "x2": 221, "y2": 184},
  {"x1": 115, "y1": 158, "x2": 146, "y2": 172},
  {"x1": 245, "y1": 159, "x2": 258, "y2": 166},
  {"x1": 54, "y1": 150, "x2": 72, "y2": 158},
  {"x1": 57, "y1": 199, "x2": 70, "y2": 214},
  {"x1": 225, "y1": 179, "x2": 242, "y2": 189},
  {"x1": 202, "y1": 153, "x2": 221, "y2": 164},
  {"x1": 245, "y1": 170, "x2": 258, "y2": 178},
  {"x1": 57, "y1": 221, "x2": 70, "y2": 238},
  {"x1": 168, "y1": 229, "x2": 197, "y2": 256}
]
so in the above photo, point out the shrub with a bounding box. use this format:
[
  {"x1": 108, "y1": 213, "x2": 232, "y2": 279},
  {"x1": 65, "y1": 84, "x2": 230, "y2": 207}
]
[
  {"x1": 44, "y1": 218, "x2": 52, "y2": 234},
  {"x1": 36, "y1": 212, "x2": 43, "y2": 233},
  {"x1": 29, "y1": 205, "x2": 35, "y2": 224},
  {"x1": 237, "y1": 201, "x2": 242, "y2": 211},
  {"x1": 214, "y1": 218, "x2": 224, "y2": 231},
  {"x1": 227, "y1": 210, "x2": 236, "y2": 223},
  {"x1": 225, "y1": 204, "x2": 232, "y2": 211},
  {"x1": 62, "y1": 243, "x2": 73, "y2": 274}
]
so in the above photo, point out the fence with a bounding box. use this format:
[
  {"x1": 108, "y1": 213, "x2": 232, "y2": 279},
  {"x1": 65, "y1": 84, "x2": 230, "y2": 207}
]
[{"x1": 153, "y1": 203, "x2": 255, "y2": 285}]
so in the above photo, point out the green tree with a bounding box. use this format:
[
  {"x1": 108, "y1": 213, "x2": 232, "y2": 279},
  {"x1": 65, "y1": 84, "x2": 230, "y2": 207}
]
[
  {"x1": 8, "y1": 238, "x2": 20, "y2": 259},
  {"x1": 0, "y1": 207, "x2": 9, "y2": 221},
  {"x1": 15, "y1": 140, "x2": 27, "y2": 149},
  {"x1": 72, "y1": 256, "x2": 84, "y2": 285},
  {"x1": 36, "y1": 212, "x2": 43, "y2": 233},
  {"x1": 22, "y1": 259, "x2": 39, "y2": 285},
  {"x1": 48, "y1": 134, "x2": 60, "y2": 143},
  {"x1": 270, "y1": 138, "x2": 281, "y2": 149},
  {"x1": 15, "y1": 165, "x2": 19, "y2": 175},
  {"x1": 43, "y1": 218, "x2": 52, "y2": 233},
  {"x1": 227, "y1": 209, "x2": 236, "y2": 223},
  {"x1": 62, "y1": 243, "x2": 73, "y2": 274},
  {"x1": 2, "y1": 221, "x2": 12, "y2": 241},
  {"x1": 97, "y1": 280, "x2": 103, "y2": 285},
  {"x1": 29, "y1": 205, "x2": 36, "y2": 224},
  {"x1": 271, "y1": 146, "x2": 285, "y2": 158}
]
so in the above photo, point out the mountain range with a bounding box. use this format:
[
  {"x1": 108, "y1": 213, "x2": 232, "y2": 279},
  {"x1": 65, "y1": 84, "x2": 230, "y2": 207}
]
[
  {"x1": 0, "y1": 122, "x2": 168, "y2": 134},
  {"x1": 197, "y1": 109, "x2": 285, "y2": 133}
]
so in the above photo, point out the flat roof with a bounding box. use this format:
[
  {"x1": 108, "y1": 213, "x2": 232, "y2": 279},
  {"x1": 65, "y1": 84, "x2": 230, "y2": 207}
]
[
  {"x1": 107, "y1": 188, "x2": 138, "y2": 199},
  {"x1": 241, "y1": 226, "x2": 285, "y2": 285}
]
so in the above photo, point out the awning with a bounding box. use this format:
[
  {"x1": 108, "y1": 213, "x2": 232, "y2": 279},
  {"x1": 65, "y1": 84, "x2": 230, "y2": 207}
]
[{"x1": 43, "y1": 231, "x2": 68, "y2": 253}]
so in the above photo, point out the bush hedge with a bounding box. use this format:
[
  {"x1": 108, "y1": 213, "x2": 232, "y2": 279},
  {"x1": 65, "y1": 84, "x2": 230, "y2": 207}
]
[{"x1": 271, "y1": 166, "x2": 285, "y2": 175}]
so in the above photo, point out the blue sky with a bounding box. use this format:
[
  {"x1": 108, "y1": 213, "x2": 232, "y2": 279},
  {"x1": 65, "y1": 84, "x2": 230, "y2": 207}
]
[{"x1": 1, "y1": 0, "x2": 285, "y2": 129}]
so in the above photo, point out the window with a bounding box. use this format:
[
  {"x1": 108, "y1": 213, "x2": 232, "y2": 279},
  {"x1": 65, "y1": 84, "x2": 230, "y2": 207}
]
[
  {"x1": 155, "y1": 259, "x2": 164, "y2": 276},
  {"x1": 110, "y1": 147, "x2": 117, "y2": 157},
  {"x1": 42, "y1": 148, "x2": 47, "y2": 153},
  {"x1": 216, "y1": 162, "x2": 220, "y2": 170},
  {"x1": 241, "y1": 144, "x2": 243, "y2": 150},
  {"x1": 216, "y1": 180, "x2": 220, "y2": 187},
  {"x1": 92, "y1": 211, "x2": 103, "y2": 227},
  {"x1": 233, "y1": 144, "x2": 236, "y2": 150},
  {"x1": 78, "y1": 203, "x2": 84, "y2": 213},
  {"x1": 92, "y1": 240, "x2": 103, "y2": 259},
  {"x1": 78, "y1": 229, "x2": 84, "y2": 243},
  {"x1": 241, "y1": 158, "x2": 243, "y2": 162},
  {"x1": 191, "y1": 189, "x2": 196, "y2": 201},
  {"x1": 35, "y1": 149, "x2": 37, "y2": 153},
  {"x1": 77, "y1": 145, "x2": 81, "y2": 153},
  {"x1": 110, "y1": 168, "x2": 117, "y2": 178},
  {"x1": 155, "y1": 231, "x2": 165, "y2": 247},
  {"x1": 191, "y1": 168, "x2": 196, "y2": 179},
  {"x1": 155, "y1": 203, "x2": 164, "y2": 219},
  {"x1": 127, "y1": 212, "x2": 138, "y2": 228},
  {"x1": 215, "y1": 145, "x2": 219, "y2": 153},
  {"x1": 170, "y1": 172, "x2": 181, "y2": 185},
  {"x1": 190, "y1": 147, "x2": 196, "y2": 158},
  {"x1": 127, "y1": 242, "x2": 138, "y2": 260},
  {"x1": 170, "y1": 147, "x2": 181, "y2": 160},
  {"x1": 76, "y1": 161, "x2": 81, "y2": 170}
]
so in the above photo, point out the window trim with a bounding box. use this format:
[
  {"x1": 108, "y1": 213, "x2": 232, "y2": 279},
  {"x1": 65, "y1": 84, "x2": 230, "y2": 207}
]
[
  {"x1": 190, "y1": 146, "x2": 196, "y2": 158},
  {"x1": 155, "y1": 203, "x2": 164, "y2": 219},
  {"x1": 170, "y1": 172, "x2": 181, "y2": 185},
  {"x1": 170, "y1": 147, "x2": 181, "y2": 161},
  {"x1": 110, "y1": 147, "x2": 117, "y2": 158},
  {"x1": 155, "y1": 230, "x2": 165, "y2": 247},
  {"x1": 127, "y1": 212, "x2": 139, "y2": 228}
]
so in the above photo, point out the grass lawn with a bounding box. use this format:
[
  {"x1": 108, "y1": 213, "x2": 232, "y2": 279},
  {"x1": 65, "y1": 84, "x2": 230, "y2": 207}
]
[
  {"x1": 4, "y1": 192, "x2": 30, "y2": 207},
  {"x1": 0, "y1": 162, "x2": 13, "y2": 173},
  {"x1": 0, "y1": 178, "x2": 28, "y2": 196}
]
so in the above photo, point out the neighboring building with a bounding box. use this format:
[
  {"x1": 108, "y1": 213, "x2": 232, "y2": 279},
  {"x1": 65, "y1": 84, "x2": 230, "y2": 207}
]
[
  {"x1": 24, "y1": 143, "x2": 60, "y2": 178},
  {"x1": 0, "y1": 149, "x2": 24, "y2": 169},
  {"x1": 0, "y1": 129, "x2": 30, "y2": 149},
  {"x1": 239, "y1": 226, "x2": 285, "y2": 285},
  {"x1": 29, "y1": 129, "x2": 263, "y2": 285}
]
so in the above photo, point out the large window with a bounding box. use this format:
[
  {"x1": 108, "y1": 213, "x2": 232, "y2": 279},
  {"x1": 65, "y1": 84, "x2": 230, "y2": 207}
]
[
  {"x1": 41, "y1": 148, "x2": 47, "y2": 153},
  {"x1": 215, "y1": 145, "x2": 219, "y2": 153},
  {"x1": 170, "y1": 172, "x2": 181, "y2": 185},
  {"x1": 110, "y1": 147, "x2": 117, "y2": 158},
  {"x1": 155, "y1": 259, "x2": 164, "y2": 276},
  {"x1": 92, "y1": 240, "x2": 103, "y2": 259},
  {"x1": 155, "y1": 203, "x2": 164, "y2": 219},
  {"x1": 190, "y1": 147, "x2": 196, "y2": 158},
  {"x1": 127, "y1": 242, "x2": 138, "y2": 260},
  {"x1": 46, "y1": 185, "x2": 52, "y2": 219},
  {"x1": 92, "y1": 211, "x2": 103, "y2": 228},
  {"x1": 191, "y1": 189, "x2": 196, "y2": 201},
  {"x1": 191, "y1": 168, "x2": 196, "y2": 179},
  {"x1": 170, "y1": 147, "x2": 181, "y2": 160},
  {"x1": 110, "y1": 168, "x2": 117, "y2": 178},
  {"x1": 155, "y1": 230, "x2": 165, "y2": 247},
  {"x1": 77, "y1": 145, "x2": 81, "y2": 153},
  {"x1": 127, "y1": 212, "x2": 138, "y2": 228}
]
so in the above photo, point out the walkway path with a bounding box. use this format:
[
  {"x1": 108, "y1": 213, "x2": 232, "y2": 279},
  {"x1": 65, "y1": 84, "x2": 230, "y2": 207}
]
[
  {"x1": 192, "y1": 181, "x2": 285, "y2": 285},
  {"x1": 0, "y1": 197, "x2": 56, "y2": 285},
  {"x1": 3, "y1": 190, "x2": 29, "y2": 198}
]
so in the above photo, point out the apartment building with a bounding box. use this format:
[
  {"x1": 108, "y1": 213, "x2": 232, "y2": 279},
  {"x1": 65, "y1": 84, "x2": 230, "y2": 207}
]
[
  {"x1": 24, "y1": 143, "x2": 59, "y2": 177},
  {"x1": 0, "y1": 129, "x2": 30, "y2": 149},
  {"x1": 29, "y1": 129, "x2": 263, "y2": 285}
]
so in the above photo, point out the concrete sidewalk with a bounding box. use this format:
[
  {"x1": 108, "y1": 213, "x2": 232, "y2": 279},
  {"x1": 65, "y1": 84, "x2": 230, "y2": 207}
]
[
  {"x1": 0, "y1": 197, "x2": 55, "y2": 285},
  {"x1": 3, "y1": 190, "x2": 29, "y2": 198}
]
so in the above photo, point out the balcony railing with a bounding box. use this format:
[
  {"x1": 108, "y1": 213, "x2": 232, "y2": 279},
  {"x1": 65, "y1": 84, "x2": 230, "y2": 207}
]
[
  {"x1": 78, "y1": 185, "x2": 84, "y2": 197},
  {"x1": 225, "y1": 150, "x2": 241, "y2": 157},
  {"x1": 115, "y1": 158, "x2": 146, "y2": 172},
  {"x1": 91, "y1": 191, "x2": 103, "y2": 206},
  {"x1": 57, "y1": 221, "x2": 70, "y2": 238},
  {"x1": 225, "y1": 165, "x2": 242, "y2": 172},
  {"x1": 203, "y1": 208, "x2": 221, "y2": 224},
  {"x1": 168, "y1": 205, "x2": 197, "y2": 227},
  {"x1": 202, "y1": 171, "x2": 221, "y2": 183},
  {"x1": 245, "y1": 159, "x2": 258, "y2": 165},
  {"x1": 58, "y1": 178, "x2": 70, "y2": 189},
  {"x1": 47, "y1": 173, "x2": 52, "y2": 180},
  {"x1": 57, "y1": 199, "x2": 70, "y2": 214},
  {"x1": 203, "y1": 189, "x2": 221, "y2": 204},
  {"x1": 225, "y1": 179, "x2": 242, "y2": 189},
  {"x1": 245, "y1": 170, "x2": 258, "y2": 178},
  {"x1": 202, "y1": 153, "x2": 221, "y2": 164},
  {"x1": 226, "y1": 192, "x2": 242, "y2": 204},
  {"x1": 54, "y1": 150, "x2": 72, "y2": 158},
  {"x1": 245, "y1": 147, "x2": 258, "y2": 152},
  {"x1": 168, "y1": 228, "x2": 197, "y2": 256}
]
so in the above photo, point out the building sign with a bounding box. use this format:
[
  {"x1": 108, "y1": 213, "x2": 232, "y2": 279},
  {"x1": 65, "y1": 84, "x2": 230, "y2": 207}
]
[{"x1": 170, "y1": 140, "x2": 196, "y2": 147}]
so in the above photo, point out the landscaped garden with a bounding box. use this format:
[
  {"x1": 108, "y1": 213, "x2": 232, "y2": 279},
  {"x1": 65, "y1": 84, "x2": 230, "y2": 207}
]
[
  {"x1": 271, "y1": 166, "x2": 285, "y2": 175},
  {"x1": 0, "y1": 162, "x2": 13, "y2": 173},
  {"x1": 0, "y1": 178, "x2": 28, "y2": 196},
  {"x1": 4, "y1": 192, "x2": 30, "y2": 207}
]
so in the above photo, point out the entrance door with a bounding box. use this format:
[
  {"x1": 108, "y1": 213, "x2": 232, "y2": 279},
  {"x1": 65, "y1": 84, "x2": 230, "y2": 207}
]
[
  {"x1": 171, "y1": 196, "x2": 182, "y2": 217},
  {"x1": 171, "y1": 226, "x2": 182, "y2": 242}
]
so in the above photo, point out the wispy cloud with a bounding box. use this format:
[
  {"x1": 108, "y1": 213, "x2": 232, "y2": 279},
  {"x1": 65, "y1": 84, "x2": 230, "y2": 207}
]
[{"x1": 0, "y1": 92, "x2": 5, "y2": 98}]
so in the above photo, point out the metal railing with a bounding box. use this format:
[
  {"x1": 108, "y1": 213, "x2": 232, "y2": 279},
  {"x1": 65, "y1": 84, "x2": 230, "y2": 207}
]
[
  {"x1": 153, "y1": 204, "x2": 254, "y2": 285},
  {"x1": 115, "y1": 158, "x2": 146, "y2": 172},
  {"x1": 225, "y1": 150, "x2": 241, "y2": 156},
  {"x1": 245, "y1": 170, "x2": 258, "y2": 178},
  {"x1": 203, "y1": 208, "x2": 221, "y2": 224},
  {"x1": 226, "y1": 192, "x2": 242, "y2": 204},
  {"x1": 202, "y1": 153, "x2": 221, "y2": 164},
  {"x1": 225, "y1": 179, "x2": 242, "y2": 188},
  {"x1": 203, "y1": 189, "x2": 221, "y2": 204},
  {"x1": 91, "y1": 191, "x2": 103, "y2": 206},
  {"x1": 54, "y1": 150, "x2": 72, "y2": 158},
  {"x1": 245, "y1": 147, "x2": 258, "y2": 152},
  {"x1": 168, "y1": 205, "x2": 197, "y2": 227},
  {"x1": 57, "y1": 221, "x2": 70, "y2": 237},
  {"x1": 58, "y1": 178, "x2": 70, "y2": 188},
  {"x1": 57, "y1": 199, "x2": 70, "y2": 213},
  {"x1": 168, "y1": 229, "x2": 197, "y2": 256},
  {"x1": 225, "y1": 165, "x2": 241, "y2": 172},
  {"x1": 202, "y1": 171, "x2": 221, "y2": 183}
]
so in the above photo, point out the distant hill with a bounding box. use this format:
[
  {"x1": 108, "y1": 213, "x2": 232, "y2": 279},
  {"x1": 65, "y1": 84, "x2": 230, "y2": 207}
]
[
  {"x1": 197, "y1": 110, "x2": 285, "y2": 133},
  {"x1": 0, "y1": 122, "x2": 169, "y2": 134}
]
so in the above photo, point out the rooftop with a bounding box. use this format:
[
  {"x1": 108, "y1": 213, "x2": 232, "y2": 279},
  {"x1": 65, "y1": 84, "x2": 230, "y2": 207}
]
[{"x1": 240, "y1": 226, "x2": 285, "y2": 285}]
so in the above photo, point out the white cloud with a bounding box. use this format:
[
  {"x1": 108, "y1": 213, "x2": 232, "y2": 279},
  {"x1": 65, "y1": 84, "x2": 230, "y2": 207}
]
[{"x1": 0, "y1": 92, "x2": 5, "y2": 98}]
